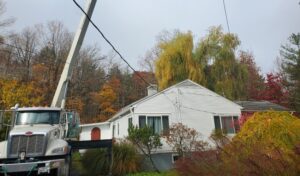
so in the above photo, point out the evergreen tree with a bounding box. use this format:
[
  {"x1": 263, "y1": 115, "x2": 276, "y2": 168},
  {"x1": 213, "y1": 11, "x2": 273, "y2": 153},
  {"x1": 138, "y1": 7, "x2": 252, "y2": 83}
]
[{"x1": 280, "y1": 33, "x2": 300, "y2": 111}]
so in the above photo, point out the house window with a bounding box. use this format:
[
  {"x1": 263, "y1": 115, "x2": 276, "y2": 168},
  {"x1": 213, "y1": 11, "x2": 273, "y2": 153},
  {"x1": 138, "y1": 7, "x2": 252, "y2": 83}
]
[
  {"x1": 172, "y1": 154, "x2": 180, "y2": 163},
  {"x1": 214, "y1": 115, "x2": 239, "y2": 134},
  {"x1": 138, "y1": 115, "x2": 169, "y2": 134},
  {"x1": 214, "y1": 116, "x2": 221, "y2": 130},
  {"x1": 128, "y1": 117, "x2": 133, "y2": 127},
  {"x1": 139, "y1": 116, "x2": 146, "y2": 128},
  {"x1": 148, "y1": 116, "x2": 161, "y2": 134},
  {"x1": 162, "y1": 116, "x2": 169, "y2": 135}
]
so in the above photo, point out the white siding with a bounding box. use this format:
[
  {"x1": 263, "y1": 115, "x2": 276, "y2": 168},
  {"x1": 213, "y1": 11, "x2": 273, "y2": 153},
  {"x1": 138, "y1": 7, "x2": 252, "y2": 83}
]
[
  {"x1": 80, "y1": 123, "x2": 111, "y2": 141},
  {"x1": 112, "y1": 114, "x2": 131, "y2": 138}
]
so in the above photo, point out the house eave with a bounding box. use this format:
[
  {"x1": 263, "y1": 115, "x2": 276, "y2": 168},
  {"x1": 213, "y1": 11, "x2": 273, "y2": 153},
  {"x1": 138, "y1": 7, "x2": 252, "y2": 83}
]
[{"x1": 80, "y1": 121, "x2": 110, "y2": 127}]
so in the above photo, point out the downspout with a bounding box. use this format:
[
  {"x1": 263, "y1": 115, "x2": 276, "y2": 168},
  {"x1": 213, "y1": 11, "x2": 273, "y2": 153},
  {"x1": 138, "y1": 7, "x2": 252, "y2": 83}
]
[{"x1": 130, "y1": 106, "x2": 135, "y2": 124}]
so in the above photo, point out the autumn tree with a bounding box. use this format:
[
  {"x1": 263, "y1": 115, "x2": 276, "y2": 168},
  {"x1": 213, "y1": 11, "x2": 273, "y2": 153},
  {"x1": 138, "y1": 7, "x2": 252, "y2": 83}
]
[
  {"x1": 0, "y1": 0, "x2": 14, "y2": 29},
  {"x1": 195, "y1": 26, "x2": 248, "y2": 100},
  {"x1": 131, "y1": 71, "x2": 156, "y2": 99},
  {"x1": 153, "y1": 27, "x2": 249, "y2": 99},
  {"x1": 155, "y1": 31, "x2": 205, "y2": 90},
  {"x1": 166, "y1": 123, "x2": 208, "y2": 157},
  {"x1": 0, "y1": 0, "x2": 15, "y2": 78},
  {"x1": 280, "y1": 33, "x2": 300, "y2": 111},
  {"x1": 67, "y1": 46, "x2": 106, "y2": 121},
  {"x1": 222, "y1": 111, "x2": 300, "y2": 175},
  {"x1": 139, "y1": 47, "x2": 159, "y2": 73},
  {"x1": 239, "y1": 51, "x2": 265, "y2": 100},
  {"x1": 0, "y1": 80, "x2": 42, "y2": 109},
  {"x1": 94, "y1": 82, "x2": 117, "y2": 122},
  {"x1": 8, "y1": 28, "x2": 38, "y2": 81},
  {"x1": 259, "y1": 73, "x2": 289, "y2": 107}
]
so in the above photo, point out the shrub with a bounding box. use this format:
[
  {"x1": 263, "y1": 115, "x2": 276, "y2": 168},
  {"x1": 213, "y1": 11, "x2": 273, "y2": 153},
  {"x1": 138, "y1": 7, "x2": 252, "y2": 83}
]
[
  {"x1": 81, "y1": 141, "x2": 140, "y2": 176},
  {"x1": 165, "y1": 123, "x2": 208, "y2": 157},
  {"x1": 174, "y1": 111, "x2": 300, "y2": 176},
  {"x1": 175, "y1": 150, "x2": 222, "y2": 176},
  {"x1": 128, "y1": 125, "x2": 162, "y2": 172},
  {"x1": 222, "y1": 111, "x2": 300, "y2": 175}
]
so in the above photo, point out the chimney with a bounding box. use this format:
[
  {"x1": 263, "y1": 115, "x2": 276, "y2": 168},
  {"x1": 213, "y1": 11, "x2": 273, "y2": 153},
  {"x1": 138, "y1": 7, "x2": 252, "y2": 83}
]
[{"x1": 147, "y1": 84, "x2": 158, "y2": 96}]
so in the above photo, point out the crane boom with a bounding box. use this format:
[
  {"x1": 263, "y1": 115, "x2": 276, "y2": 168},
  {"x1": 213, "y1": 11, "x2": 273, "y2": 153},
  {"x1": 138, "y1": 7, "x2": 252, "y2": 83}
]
[{"x1": 51, "y1": 0, "x2": 97, "y2": 108}]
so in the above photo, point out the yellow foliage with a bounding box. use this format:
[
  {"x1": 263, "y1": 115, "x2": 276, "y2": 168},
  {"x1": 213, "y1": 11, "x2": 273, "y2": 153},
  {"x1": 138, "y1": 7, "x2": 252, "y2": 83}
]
[
  {"x1": 66, "y1": 97, "x2": 84, "y2": 114},
  {"x1": 0, "y1": 79, "x2": 43, "y2": 109},
  {"x1": 93, "y1": 83, "x2": 118, "y2": 122},
  {"x1": 155, "y1": 31, "x2": 205, "y2": 90},
  {"x1": 234, "y1": 111, "x2": 300, "y2": 149},
  {"x1": 222, "y1": 111, "x2": 300, "y2": 175}
]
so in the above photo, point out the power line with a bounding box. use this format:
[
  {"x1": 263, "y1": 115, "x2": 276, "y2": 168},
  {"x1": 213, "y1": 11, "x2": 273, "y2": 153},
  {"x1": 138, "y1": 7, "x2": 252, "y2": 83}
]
[
  {"x1": 72, "y1": 0, "x2": 245, "y2": 116},
  {"x1": 222, "y1": 0, "x2": 231, "y2": 33},
  {"x1": 72, "y1": 0, "x2": 151, "y2": 86}
]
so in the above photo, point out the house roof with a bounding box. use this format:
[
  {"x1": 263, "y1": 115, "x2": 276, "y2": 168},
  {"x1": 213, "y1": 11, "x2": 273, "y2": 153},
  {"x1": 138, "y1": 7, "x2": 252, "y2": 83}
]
[
  {"x1": 235, "y1": 101, "x2": 290, "y2": 112},
  {"x1": 80, "y1": 122, "x2": 110, "y2": 127},
  {"x1": 108, "y1": 79, "x2": 242, "y2": 122}
]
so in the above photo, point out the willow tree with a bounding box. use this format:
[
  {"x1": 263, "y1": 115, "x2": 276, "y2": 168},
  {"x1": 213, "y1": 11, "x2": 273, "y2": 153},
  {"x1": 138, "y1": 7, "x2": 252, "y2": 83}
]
[
  {"x1": 194, "y1": 26, "x2": 248, "y2": 100},
  {"x1": 155, "y1": 31, "x2": 205, "y2": 90}
]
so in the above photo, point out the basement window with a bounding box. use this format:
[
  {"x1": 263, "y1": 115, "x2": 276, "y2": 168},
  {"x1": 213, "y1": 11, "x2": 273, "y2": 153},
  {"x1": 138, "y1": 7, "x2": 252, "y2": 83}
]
[{"x1": 172, "y1": 154, "x2": 180, "y2": 163}]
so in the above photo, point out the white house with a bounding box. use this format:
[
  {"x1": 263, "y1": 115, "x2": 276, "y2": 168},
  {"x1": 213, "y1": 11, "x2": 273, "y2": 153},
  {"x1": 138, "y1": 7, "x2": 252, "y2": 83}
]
[
  {"x1": 109, "y1": 79, "x2": 241, "y2": 140},
  {"x1": 80, "y1": 79, "x2": 242, "y2": 170},
  {"x1": 80, "y1": 122, "x2": 111, "y2": 141}
]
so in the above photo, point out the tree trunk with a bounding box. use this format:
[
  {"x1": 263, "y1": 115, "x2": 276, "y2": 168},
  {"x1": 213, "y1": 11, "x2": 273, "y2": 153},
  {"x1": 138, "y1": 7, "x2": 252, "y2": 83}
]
[{"x1": 148, "y1": 154, "x2": 160, "y2": 173}]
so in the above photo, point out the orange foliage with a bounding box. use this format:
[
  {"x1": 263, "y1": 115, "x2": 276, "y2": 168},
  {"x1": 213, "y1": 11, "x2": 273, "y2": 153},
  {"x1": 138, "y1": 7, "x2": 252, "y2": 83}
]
[{"x1": 92, "y1": 82, "x2": 118, "y2": 122}]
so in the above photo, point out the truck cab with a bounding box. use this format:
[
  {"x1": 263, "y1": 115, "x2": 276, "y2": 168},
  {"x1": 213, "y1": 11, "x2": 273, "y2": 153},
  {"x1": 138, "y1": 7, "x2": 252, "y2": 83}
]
[{"x1": 0, "y1": 107, "x2": 80, "y2": 175}]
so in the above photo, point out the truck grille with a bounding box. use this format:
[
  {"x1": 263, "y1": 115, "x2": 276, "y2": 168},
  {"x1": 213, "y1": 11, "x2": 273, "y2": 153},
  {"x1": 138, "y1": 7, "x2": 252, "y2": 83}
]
[{"x1": 9, "y1": 135, "x2": 46, "y2": 158}]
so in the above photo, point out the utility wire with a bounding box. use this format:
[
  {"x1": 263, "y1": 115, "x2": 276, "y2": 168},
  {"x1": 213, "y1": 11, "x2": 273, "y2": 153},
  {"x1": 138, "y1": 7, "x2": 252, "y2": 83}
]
[
  {"x1": 72, "y1": 0, "x2": 243, "y2": 115},
  {"x1": 73, "y1": 0, "x2": 229, "y2": 115},
  {"x1": 222, "y1": 0, "x2": 231, "y2": 33},
  {"x1": 72, "y1": 0, "x2": 151, "y2": 86}
]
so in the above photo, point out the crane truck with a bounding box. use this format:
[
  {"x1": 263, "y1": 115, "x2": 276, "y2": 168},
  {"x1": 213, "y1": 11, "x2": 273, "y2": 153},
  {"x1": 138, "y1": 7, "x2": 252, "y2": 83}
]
[{"x1": 0, "y1": 0, "x2": 98, "y2": 175}]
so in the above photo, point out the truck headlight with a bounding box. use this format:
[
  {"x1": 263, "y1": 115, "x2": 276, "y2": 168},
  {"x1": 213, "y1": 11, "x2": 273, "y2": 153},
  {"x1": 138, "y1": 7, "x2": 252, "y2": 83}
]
[{"x1": 52, "y1": 146, "x2": 68, "y2": 154}]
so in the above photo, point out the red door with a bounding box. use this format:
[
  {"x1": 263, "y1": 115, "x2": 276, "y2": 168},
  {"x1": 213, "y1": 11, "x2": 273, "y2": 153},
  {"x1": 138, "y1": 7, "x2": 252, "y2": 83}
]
[{"x1": 91, "y1": 127, "x2": 101, "y2": 140}]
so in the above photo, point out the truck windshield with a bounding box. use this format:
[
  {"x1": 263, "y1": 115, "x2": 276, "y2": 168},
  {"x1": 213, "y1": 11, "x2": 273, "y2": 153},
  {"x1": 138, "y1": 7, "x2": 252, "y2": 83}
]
[{"x1": 16, "y1": 111, "x2": 60, "y2": 125}]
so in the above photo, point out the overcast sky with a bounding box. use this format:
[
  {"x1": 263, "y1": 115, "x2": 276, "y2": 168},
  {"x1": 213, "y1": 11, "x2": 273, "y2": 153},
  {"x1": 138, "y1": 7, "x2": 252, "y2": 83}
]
[{"x1": 3, "y1": 0, "x2": 300, "y2": 74}]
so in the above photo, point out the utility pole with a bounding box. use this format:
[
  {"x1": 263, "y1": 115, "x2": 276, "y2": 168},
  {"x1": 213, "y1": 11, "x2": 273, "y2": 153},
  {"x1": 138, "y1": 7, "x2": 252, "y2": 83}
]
[{"x1": 51, "y1": 0, "x2": 97, "y2": 108}]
